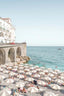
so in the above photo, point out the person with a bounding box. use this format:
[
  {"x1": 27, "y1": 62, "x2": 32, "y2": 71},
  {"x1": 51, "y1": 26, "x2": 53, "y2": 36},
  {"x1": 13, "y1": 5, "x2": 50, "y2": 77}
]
[
  {"x1": 33, "y1": 80, "x2": 37, "y2": 85},
  {"x1": 18, "y1": 87, "x2": 20, "y2": 92},
  {"x1": 37, "y1": 86, "x2": 39, "y2": 89},
  {"x1": 13, "y1": 92, "x2": 15, "y2": 96},
  {"x1": 32, "y1": 80, "x2": 39, "y2": 90},
  {"x1": 23, "y1": 88, "x2": 27, "y2": 93},
  {"x1": 55, "y1": 66, "x2": 58, "y2": 68},
  {"x1": 20, "y1": 87, "x2": 27, "y2": 93}
]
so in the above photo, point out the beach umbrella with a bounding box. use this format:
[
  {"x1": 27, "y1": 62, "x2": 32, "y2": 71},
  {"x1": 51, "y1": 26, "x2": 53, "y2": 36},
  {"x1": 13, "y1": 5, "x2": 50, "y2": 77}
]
[
  {"x1": 24, "y1": 66, "x2": 29, "y2": 68},
  {"x1": 54, "y1": 69, "x2": 61, "y2": 74},
  {"x1": 26, "y1": 63, "x2": 30, "y2": 65},
  {"x1": 43, "y1": 70, "x2": 49, "y2": 73},
  {"x1": 0, "y1": 65, "x2": 6, "y2": 68},
  {"x1": 8, "y1": 83, "x2": 16, "y2": 89},
  {"x1": 26, "y1": 72, "x2": 32, "y2": 75},
  {"x1": 55, "y1": 79, "x2": 64, "y2": 85},
  {"x1": 7, "y1": 66, "x2": 12, "y2": 70},
  {"x1": 8, "y1": 62, "x2": 13, "y2": 66},
  {"x1": 28, "y1": 87, "x2": 38, "y2": 93},
  {"x1": 17, "y1": 74, "x2": 24, "y2": 79},
  {"x1": 25, "y1": 83, "x2": 34, "y2": 88},
  {"x1": 9, "y1": 72, "x2": 17, "y2": 76},
  {"x1": 0, "y1": 75, "x2": 6, "y2": 80},
  {"x1": 50, "y1": 84, "x2": 61, "y2": 90},
  {"x1": 12, "y1": 68, "x2": 17, "y2": 72},
  {"x1": 14, "y1": 92, "x2": 24, "y2": 96},
  {"x1": 59, "y1": 76, "x2": 64, "y2": 80},
  {"x1": 25, "y1": 77, "x2": 34, "y2": 82},
  {"x1": 0, "y1": 68, "x2": 3, "y2": 72},
  {"x1": 47, "y1": 68, "x2": 53, "y2": 72},
  {"x1": 16, "y1": 82, "x2": 25, "y2": 88},
  {"x1": 14, "y1": 78, "x2": 19, "y2": 82},
  {"x1": 0, "y1": 80, "x2": 8, "y2": 86},
  {"x1": 33, "y1": 74, "x2": 40, "y2": 78},
  {"x1": 16, "y1": 58, "x2": 20, "y2": 62},
  {"x1": 48, "y1": 73, "x2": 54, "y2": 78},
  {"x1": 13, "y1": 66, "x2": 18, "y2": 69},
  {"x1": 7, "y1": 66, "x2": 12, "y2": 69},
  {"x1": 43, "y1": 91, "x2": 59, "y2": 96},
  {"x1": 34, "y1": 66, "x2": 39, "y2": 68},
  {"x1": 24, "y1": 69, "x2": 30, "y2": 72},
  {"x1": 14, "y1": 65, "x2": 18, "y2": 67},
  {"x1": 18, "y1": 67, "x2": 24, "y2": 70},
  {"x1": 38, "y1": 86, "x2": 46, "y2": 92},
  {"x1": 39, "y1": 71, "x2": 45, "y2": 76},
  {"x1": 18, "y1": 70, "x2": 25, "y2": 74},
  {"x1": 31, "y1": 70, "x2": 37, "y2": 73},
  {"x1": 43, "y1": 76, "x2": 51, "y2": 81},
  {"x1": 60, "y1": 73, "x2": 64, "y2": 76},
  {"x1": 13, "y1": 62, "x2": 18, "y2": 66},
  {"x1": 51, "y1": 71, "x2": 58, "y2": 75},
  {"x1": 5, "y1": 78, "x2": 14, "y2": 84},
  {"x1": 37, "y1": 80, "x2": 48, "y2": 86},
  {"x1": 0, "y1": 87, "x2": 11, "y2": 96},
  {"x1": 36, "y1": 68, "x2": 42, "y2": 71},
  {"x1": 40, "y1": 67, "x2": 45, "y2": 70},
  {"x1": 29, "y1": 64, "x2": 34, "y2": 67},
  {"x1": 18, "y1": 64, "x2": 24, "y2": 67},
  {"x1": 3, "y1": 70, "x2": 9, "y2": 74},
  {"x1": 0, "y1": 91, "x2": 10, "y2": 96},
  {"x1": 30, "y1": 67, "x2": 35, "y2": 70},
  {"x1": 0, "y1": 73, "x2": 8, "y2": 78}
]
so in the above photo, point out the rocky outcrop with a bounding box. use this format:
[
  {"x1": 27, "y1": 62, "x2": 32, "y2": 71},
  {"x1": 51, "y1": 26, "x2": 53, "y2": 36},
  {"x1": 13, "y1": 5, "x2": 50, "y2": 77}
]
[
  {"x1": 20, "y1": 56, "x2": 30, "y2": 63},
  {"x1": 16, "y1": 56, "x2": 30, "y2": 64}
]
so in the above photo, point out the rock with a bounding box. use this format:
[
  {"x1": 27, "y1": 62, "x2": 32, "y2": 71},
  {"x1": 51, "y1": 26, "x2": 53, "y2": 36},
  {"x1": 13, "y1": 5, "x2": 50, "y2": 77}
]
[
  {"x1": 20, "y1": 56, "x2": 30, "y2": 63},
  {"x1": 16, "y1": 56, "x2": 30, "y2": 64}
]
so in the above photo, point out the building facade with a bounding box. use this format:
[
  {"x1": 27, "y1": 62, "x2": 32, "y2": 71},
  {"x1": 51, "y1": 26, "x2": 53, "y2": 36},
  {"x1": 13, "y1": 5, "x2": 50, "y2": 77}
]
[{"x1": 0, "y1": 17, "x2": 15, "y2": 43}]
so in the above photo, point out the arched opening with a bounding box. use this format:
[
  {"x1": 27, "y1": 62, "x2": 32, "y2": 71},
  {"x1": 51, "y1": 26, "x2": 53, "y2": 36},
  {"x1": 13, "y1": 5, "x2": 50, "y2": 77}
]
[
  {"x1": 8, "y1": 48, "x2": 15, "y2": 62},
  {"x1": 0, "y1": 49, "x2": 5, "y2": 64},
  {"x1": 16, "y1": 47, "x2": 21, "y2": 58}
]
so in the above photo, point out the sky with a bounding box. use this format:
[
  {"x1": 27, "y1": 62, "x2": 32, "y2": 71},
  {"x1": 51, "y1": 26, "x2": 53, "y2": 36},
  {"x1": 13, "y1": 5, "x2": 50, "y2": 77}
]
[{"x1": 0, "y1": 0, "x2": 64, "y2": 46}]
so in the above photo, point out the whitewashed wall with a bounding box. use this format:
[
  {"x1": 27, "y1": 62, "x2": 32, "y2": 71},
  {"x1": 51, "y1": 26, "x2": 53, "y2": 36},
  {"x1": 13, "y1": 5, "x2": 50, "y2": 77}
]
[{"x1": 0, "y1": 18, "x2": 15, "y2": 43}]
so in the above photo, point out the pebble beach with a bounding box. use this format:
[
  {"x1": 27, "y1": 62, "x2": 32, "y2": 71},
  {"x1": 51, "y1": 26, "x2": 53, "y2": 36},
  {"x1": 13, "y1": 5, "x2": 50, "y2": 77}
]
[{"x1": 0, "y1": 61, "x2": 64, "y2": 96}]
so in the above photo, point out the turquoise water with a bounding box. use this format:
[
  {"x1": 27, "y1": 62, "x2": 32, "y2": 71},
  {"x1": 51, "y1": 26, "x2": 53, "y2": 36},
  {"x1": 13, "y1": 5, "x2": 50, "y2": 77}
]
[{"x1": 27, "y1": 46, "x2": 64, "y2": 71}]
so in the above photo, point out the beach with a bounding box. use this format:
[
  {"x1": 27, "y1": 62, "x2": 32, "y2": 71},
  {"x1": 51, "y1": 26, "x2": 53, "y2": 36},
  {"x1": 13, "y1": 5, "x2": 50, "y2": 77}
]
[{"x1": 0, "y1": 62, "x2": 64, "y2": 96}]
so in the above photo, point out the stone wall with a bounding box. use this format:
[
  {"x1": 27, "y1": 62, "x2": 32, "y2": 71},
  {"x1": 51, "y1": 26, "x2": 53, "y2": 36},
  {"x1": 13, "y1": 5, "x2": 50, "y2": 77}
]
[{"x1": 0, "y1": 43, "x2": 26, "y2": 64}]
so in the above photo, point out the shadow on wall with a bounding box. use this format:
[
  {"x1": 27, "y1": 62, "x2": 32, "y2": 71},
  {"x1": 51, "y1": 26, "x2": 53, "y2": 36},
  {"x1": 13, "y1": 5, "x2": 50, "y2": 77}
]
[
  {"x1": 0, "y1": 49, "x2": 5, "y2": 64},
  {"x1": 8, "y1": 48, "x2": 15, "y2": 62},
  {"x1": 16, "y1": 47, "x2": 21, "y2": 58}
]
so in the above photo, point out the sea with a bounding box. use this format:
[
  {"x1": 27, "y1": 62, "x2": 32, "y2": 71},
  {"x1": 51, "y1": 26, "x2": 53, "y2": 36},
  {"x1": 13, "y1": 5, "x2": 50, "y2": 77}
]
[{"x1": 27, "y1": 46, "x2": 64, "y2": 72}]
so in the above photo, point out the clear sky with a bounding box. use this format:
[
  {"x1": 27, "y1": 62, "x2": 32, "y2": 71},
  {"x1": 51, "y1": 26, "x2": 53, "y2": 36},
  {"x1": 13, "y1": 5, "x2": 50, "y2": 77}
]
[{"x1": 0, "y1": 0, "x2": 64, "y2": 46}]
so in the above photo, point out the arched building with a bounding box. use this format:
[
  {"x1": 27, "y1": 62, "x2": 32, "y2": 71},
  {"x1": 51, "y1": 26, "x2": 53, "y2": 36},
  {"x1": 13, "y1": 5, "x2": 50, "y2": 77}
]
[{"x1": 0, "y1": 43, "x2": 26, "y2": 64}]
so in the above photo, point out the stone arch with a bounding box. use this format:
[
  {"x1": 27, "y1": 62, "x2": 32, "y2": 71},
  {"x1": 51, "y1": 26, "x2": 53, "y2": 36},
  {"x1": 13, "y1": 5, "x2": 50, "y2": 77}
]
[
  {"x1": 16, "y1": 47, "x2": 21, "y2": 58},
  {"x1": 0, "y1": 49, "x2": 5, "y2": 64},
  {"x1": 8, "y1": 48, "x2": 15, "y2": 62}
]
